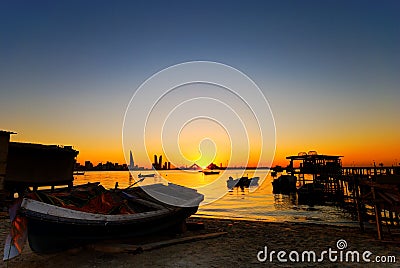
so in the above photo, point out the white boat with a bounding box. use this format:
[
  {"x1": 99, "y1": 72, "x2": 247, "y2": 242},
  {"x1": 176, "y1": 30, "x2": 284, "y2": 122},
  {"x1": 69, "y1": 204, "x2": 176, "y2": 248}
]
[
  {"x1": 138, "y1": 173, "x2": 156, "y2": 178},
  {"x1": 227, "y1": 176, "x2": 260, "y2": 189}
]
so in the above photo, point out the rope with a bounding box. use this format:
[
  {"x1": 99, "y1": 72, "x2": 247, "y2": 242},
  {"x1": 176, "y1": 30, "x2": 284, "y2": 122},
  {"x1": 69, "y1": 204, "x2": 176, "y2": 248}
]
[{"x1": 125, "y1": 177, "x2": 145, "y2": 190}]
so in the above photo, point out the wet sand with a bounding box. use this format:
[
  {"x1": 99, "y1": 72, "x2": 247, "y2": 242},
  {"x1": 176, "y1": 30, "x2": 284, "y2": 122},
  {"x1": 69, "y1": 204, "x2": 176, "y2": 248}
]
[{"x1": 1, "y1": 213, "x2": 399, "y2": 267}]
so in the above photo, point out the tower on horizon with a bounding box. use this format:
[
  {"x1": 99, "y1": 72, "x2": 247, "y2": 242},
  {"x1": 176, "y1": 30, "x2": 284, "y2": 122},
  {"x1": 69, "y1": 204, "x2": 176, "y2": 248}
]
[{"x1": 129, "y1": 150, "x2": 134, "y2": 170}]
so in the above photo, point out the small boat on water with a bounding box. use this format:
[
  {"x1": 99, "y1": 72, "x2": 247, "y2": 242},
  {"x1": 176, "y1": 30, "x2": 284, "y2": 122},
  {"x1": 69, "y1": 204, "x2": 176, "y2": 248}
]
[
  {"x1": 227, "y1": 176, "x2": 259, "y2": 189},
  {"x1": 73, "y1": 171, "x2": 85, "y2": 175},
  {"x1": 297, "y1": 183, "x2": 325, "y2": 204},
  {"x1": 272, "y1": 175, "x2": 297, "y2": 194},
  {"x1": 138, "y1": 173, "x2": 156, "y2": 178},
  {"x1": 4, "y1": 182, "x2": 204, "y2": 257},
  {"x1": 202, "y1": 170, "x2": 220, "y2": 175},
  {"x1": 271, "y1": 165, "x2": 284, "y2": 172}
]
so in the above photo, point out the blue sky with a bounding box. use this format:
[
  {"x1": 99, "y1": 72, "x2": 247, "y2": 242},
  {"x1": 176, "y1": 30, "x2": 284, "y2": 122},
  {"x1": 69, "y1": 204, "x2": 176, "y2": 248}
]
[{"x1": 1, "y1": 0, "x2": 399, "y2": 165}]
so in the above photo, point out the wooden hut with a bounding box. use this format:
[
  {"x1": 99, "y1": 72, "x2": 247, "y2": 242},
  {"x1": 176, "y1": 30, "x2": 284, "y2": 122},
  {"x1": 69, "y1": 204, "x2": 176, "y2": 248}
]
[{"x1": 0, "y1": 130, "x2": 78, "y2": 204}]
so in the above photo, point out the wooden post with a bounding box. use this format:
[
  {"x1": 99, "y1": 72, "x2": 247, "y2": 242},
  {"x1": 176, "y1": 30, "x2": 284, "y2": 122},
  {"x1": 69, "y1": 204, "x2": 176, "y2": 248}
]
[
  {"x1": 354, "y1": 178, "x2": 364, "y2": 232},
  {"x1": 0, "y1": 131, "x2": 13, "y2": 207},
  {"x1": 389, "y1": 211, "x2": 395, "y2": 227},
  {"x1": 383, "y1": 209, "x2": 392, "y2": 236},
  {"x1": 371, "y1": 186, "x2": 383, "y2": 240}
]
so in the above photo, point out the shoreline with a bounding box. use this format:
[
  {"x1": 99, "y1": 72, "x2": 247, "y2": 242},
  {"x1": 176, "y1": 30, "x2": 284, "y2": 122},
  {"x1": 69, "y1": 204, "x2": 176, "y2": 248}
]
[
  {"x1": 2, "y1": 215, "x2": 399, "y2": 267},
  {"x1": 191, "y1": 214, "x2": 363, "y2": 228}
]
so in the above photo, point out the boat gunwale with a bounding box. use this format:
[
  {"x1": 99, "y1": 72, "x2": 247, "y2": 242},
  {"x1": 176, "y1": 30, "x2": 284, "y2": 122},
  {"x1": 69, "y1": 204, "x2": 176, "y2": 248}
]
[{"x1": 20, "y1": 198, "x2": 175, "y2": 224}]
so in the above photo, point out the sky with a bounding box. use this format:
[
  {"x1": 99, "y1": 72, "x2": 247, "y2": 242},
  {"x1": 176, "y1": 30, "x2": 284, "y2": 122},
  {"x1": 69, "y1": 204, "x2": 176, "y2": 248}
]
[{"x1": 1, "y1": 0, "x2": 399, "y2": 167}]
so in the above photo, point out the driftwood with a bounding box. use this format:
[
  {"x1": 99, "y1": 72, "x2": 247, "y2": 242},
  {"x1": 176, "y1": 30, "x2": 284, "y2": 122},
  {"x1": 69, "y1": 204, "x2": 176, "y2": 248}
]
[{"x1": 88, "y1": 232, "x2": 227, "y2": 254}]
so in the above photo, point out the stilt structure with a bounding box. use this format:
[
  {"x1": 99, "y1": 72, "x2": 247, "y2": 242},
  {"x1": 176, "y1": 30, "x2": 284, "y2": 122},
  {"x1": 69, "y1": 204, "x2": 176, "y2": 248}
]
[
  {"x1": 343, "y1": 169, "x2": 400, "y2": 241},
  {"x1": 285, "y1": 151, "x2": 343, "y2": 204}
]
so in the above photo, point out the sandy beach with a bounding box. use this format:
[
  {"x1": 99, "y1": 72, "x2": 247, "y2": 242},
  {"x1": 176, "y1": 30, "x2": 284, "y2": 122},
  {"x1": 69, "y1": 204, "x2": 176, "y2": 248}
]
[{"x1": 1, "y1": 212, "x2": 399, "y2": 267}]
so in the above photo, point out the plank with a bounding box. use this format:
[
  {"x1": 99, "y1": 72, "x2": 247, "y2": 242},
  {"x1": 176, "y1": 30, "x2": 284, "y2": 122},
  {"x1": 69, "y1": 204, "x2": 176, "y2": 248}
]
[
  {"x1": 140, "y1": 232, "x2": 227, "y2": 251},
  {"x1": 89, "y1": 232, "x2": 228, "y2": 254}
]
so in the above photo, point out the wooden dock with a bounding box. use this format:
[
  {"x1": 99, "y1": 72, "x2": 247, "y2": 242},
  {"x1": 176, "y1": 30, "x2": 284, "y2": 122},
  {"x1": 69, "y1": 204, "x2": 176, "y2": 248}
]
[
  {"x1": 341, "y1": 166, "x2": 400, "y2": 241},
  {"x1": 274, "y1": 152, "x2": 400, "y2": 241}
]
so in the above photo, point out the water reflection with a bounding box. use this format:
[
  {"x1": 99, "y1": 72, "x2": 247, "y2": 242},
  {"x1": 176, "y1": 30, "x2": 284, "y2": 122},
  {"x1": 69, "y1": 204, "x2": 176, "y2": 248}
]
[
  {"x1": 73, "y1": 170, "x2": 356, "y2": 226},
  {"x1": 273, "y1": 193, "x2": 297, "y2": 210}
]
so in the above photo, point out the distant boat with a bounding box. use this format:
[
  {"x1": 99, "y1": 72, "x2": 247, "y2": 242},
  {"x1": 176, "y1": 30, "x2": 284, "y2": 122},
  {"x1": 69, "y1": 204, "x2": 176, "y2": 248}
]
[
  {"x1": 227, "y1": 176, "x2": 259, "y2": 189},
  {"x1": 250, "y1": 176, "x2": 260, "y2": 186},
  {"x1": 4, "y1": 182, "x2": 204, "y2": 256},
  {"x1": 138, "y1": 173, "x2": 156, "y2": 178},
  {"x1": 271, "y1": 165, "x2": 284, "y2": 172},
  {"x1": 202, "y1": 170, "x2": 220, "y2": 175},
  {"x1": 73, "y1": 171, "x2": 85, "y2": 175}
]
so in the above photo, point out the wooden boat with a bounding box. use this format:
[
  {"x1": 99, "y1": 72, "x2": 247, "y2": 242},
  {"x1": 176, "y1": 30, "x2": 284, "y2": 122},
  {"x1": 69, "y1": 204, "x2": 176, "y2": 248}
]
[
  {"x1": 271, "y1": 165, "x2": 284, "y2": 172},
  {"x1": 227, "y1": 176, "x2": 259, "y2": 189},
  {"x1": 5, "y1": 182, "x2": 204, "y2": 255},
  {"x1": 202, "y1": 170, "x2": 220, "y2": 175},
  {"x1": 297, "y1": 183, "x2": 324, "y2": 204},
  {"x1": 138, "y1": 173, "x2": 156, "y2": 178},
  {"x1": 272, "y1": 175, "x2": 297, "y2": 194}
]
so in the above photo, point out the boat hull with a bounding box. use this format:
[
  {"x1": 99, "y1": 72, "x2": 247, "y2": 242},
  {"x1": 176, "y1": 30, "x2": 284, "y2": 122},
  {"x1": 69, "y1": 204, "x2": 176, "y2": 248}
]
[
  {"x1": 15, "y1": 183, "x2": 203, "y2": 253},
  {"x1": 227, "y1": 176, "x2": 259, "y2": 189},
  {"x1": 138, "y1": 173, "x2": 155, "y2": 178},
  {"x1": 272, "y1": 175, "x2": 297, "y2": 194},
  {"x1": 297, "y1": 183, "x2": 325, "y2": 204},
  {"x1": 23, "y1": 205, "x2": 199, "y2": 253},
  {"x1": 203, "y1": 171, "x2": 220, "y2": 175}
]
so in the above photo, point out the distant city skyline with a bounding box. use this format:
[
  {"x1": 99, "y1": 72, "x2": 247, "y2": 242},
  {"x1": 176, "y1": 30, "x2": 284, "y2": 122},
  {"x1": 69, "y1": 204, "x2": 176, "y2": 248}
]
[{"x1": 76, "y1": 154, "x2": 400, "y2": 170}]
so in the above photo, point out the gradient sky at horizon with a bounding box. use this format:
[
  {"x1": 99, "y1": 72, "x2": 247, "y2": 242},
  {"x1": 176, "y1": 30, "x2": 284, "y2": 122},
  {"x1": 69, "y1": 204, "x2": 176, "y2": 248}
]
[{"x1": 1, "y1": 0, "x2": 399, "y2": 167}]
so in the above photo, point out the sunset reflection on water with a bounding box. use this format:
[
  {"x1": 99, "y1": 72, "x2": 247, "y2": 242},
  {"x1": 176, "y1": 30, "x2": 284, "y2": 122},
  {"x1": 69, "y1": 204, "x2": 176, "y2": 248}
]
[{"x1": 74, "y1": 170, "x2": 356, "y2": 226}]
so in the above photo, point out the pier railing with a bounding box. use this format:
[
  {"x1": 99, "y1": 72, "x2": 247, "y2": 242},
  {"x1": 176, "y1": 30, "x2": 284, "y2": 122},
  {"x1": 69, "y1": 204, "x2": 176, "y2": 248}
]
[
  {"x1": 340, "y1": 167, "x2": 400, "y2": 241},
  {"x1": 342, "y1": 166, "x2": 400, "y2": 177}
]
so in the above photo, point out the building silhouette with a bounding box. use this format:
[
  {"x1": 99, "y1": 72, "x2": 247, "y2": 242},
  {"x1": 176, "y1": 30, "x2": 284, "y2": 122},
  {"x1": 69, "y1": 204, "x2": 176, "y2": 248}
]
[
  {"x1": 129, "y1": 150, "x2": 135, "y2": 170},
  {"x1": 152, "y1": 154, "x2": 171, "y2": 170}
]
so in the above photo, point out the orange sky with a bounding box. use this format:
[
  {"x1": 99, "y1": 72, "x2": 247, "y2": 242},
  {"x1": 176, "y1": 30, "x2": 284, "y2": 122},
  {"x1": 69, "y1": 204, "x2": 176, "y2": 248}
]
[
  {"x1": 9, "y1": 128, "x2": 400, "y2": 168},
  {"x1": 2, "y1": 2, "x2": 399, "y2": 169}
]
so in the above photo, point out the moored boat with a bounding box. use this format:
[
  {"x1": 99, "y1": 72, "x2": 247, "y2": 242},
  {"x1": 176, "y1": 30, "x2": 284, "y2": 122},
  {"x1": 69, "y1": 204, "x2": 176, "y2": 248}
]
[
  {"x1": 202, "y1": 170, "x2": 220, "y2": 175},
  {"x1": 272, "y1": 175, "x2": 297, "y2": 194},
  {"x1": 249, "y1": 176, "x2": 260, "y2": 186},
  {"x1": 4, "y1": 182, "x2": 204, "y2": 256},
  {"x1": 227, "y1": 176, "x2": 259, "y2": 189},
  {"x1": 297, "y1": 183, "x2": 324, "y2": 204},
  {"x1": 138, "y1": 173, "x2": 156, "y2": 178}
]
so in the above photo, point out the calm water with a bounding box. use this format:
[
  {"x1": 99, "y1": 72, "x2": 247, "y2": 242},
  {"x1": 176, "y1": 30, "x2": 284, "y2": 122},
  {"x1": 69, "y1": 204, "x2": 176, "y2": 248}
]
[{"x1": 74, "y1": 170, "x2": 356, "y2": 227}]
